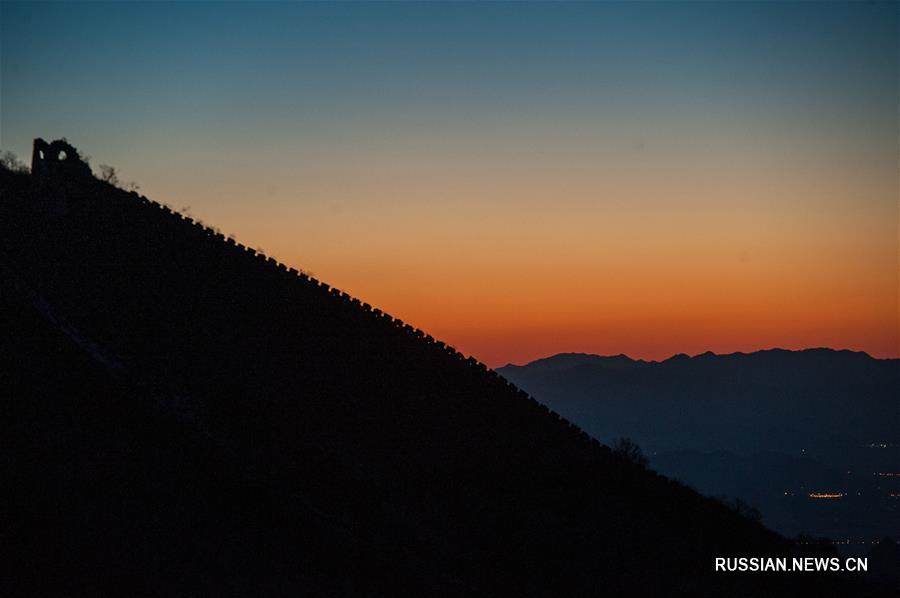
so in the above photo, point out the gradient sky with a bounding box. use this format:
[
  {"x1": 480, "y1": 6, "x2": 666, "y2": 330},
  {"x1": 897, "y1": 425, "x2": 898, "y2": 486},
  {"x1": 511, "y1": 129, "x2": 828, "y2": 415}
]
[{"x1": 2, "y1": 1, "x2": 897, "y2": 366}]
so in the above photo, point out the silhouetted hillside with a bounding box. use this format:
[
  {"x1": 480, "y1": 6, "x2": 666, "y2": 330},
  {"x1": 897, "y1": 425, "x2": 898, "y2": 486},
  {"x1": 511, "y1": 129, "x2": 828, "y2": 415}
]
[{"x1": 1, "y1": 144, "x2": 890, "y2": 596}]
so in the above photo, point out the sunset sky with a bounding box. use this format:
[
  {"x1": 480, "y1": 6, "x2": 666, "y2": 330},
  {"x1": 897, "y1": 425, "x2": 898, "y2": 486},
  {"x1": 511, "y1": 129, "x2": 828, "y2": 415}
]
[{"x1": 2, "y1": 2, "x2": 897, "y2": 367}]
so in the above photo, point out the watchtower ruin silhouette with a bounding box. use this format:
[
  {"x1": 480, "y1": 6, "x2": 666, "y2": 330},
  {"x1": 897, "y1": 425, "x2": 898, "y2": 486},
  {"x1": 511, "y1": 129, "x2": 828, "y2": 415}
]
[
  {"x1": 30, "y1": 138, "x2": 94, "y2": 215},
  {"x1": 31, "y1": 138, "x2": 92, "y2": 180}
]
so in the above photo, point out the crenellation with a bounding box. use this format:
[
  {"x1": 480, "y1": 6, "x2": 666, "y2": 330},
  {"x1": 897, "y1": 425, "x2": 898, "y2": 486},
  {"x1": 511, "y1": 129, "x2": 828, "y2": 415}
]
[{"x1": 24, "y1": 143, "x2": 536, "y2": 442}]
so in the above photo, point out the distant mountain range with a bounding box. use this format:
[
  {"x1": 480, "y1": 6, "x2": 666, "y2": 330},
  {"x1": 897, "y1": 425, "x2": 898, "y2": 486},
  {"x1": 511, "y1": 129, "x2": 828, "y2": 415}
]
[
  {"x1": 499, "y1": 349, "x2": 897, "y2": 459},
  {"x1": 1, "y1": 143, "x2": 895, "y2": 596},
  {"x1": 498, "y1": 350, "x2": 899, "y2": 546}
]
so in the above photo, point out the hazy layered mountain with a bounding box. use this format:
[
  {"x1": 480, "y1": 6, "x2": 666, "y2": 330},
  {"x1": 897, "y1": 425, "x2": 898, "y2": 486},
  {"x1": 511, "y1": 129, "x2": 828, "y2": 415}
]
[
  {"x1": 1, "y1": 148, "x2": 893, "y2": 596},
  {"x1": 499, "y1": 350, "x2": 897, "y2": 460},
  {"x1": 498, "y1": 351, "x2": 899, "y2": 546}
]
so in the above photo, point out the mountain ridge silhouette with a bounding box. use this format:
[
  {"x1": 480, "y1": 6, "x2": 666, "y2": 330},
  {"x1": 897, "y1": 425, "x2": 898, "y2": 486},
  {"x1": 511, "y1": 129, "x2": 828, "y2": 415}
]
[{"x1": 501, "y1": 347, "x2": 891, "y2": 371}]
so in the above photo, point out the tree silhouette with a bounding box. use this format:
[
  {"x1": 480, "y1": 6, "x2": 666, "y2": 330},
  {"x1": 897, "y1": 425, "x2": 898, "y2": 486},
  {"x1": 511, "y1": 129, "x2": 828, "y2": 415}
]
[
  {"x1": 716, "y1": 495, "x2": 762, "y2": 523},
  {"x1": 0, "y1": 150, "x2": 28, "y2": 173},
  {"x1": 611, "y1": 437, "x2": 648, "y2": 468},
  {"x1": 98, "y1": 164, "x2": 119, "y2": 186}
]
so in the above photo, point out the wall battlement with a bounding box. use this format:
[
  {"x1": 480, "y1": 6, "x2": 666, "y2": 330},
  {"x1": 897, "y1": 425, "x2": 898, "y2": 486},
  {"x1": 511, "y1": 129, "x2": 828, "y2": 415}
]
[
  {"x1": 127, "y1": 185, "x2": 596, "y2": 440},
  {"x1": 13, "y1": 142, "x2": 600, "y2": 453}
]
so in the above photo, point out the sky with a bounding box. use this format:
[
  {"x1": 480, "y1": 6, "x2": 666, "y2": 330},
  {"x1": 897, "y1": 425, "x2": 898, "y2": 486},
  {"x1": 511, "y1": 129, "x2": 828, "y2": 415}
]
[{"x1": 1, "y1": 1, "x2": 897, "y2": 367}]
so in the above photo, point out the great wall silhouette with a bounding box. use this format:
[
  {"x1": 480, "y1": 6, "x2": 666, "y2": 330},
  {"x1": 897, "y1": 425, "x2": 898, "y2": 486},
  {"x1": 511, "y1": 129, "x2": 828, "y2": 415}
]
[
  {"x1": 2, "y1": 140, "x2": 890, "y2": 597},
  {"x1": 20, "y1": 138, "x2": 589, "y2": 440}
]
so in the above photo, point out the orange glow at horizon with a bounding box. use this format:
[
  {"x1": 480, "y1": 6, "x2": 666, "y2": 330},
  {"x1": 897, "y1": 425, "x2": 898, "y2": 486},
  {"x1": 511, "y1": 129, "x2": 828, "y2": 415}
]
[{"x1": 141, "y1": 135, "x2": 899, "y2": 368}]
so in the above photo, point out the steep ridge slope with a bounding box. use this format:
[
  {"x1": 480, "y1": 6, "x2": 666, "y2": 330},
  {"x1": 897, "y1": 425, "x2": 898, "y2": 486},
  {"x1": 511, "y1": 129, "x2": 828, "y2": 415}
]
[{"x1": 0, "y1": 161, "x2": 885, "y2": 596}]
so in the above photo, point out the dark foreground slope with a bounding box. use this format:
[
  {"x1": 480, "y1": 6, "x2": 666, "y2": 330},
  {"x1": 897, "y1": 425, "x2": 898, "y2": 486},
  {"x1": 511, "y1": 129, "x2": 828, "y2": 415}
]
[{"x1": 0, "y1": 163, "x2": 886, "y2": 596}]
